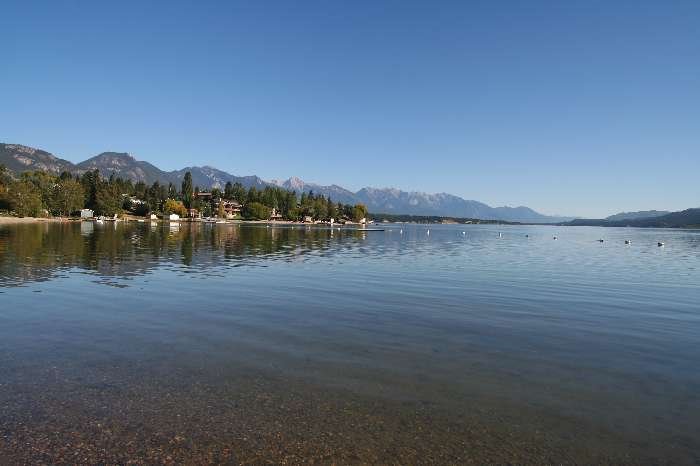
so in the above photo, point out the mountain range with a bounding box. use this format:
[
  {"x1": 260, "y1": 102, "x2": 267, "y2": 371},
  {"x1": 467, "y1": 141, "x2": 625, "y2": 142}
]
[
  {"x1": 1, "y1": 142, "x2": 574, "y2": 222},
  {"x1": 565, "y1": 209, "x2": 700, "y2": 229},
  {"x1": 604, "y1": 210, "x2": 671, "y2": 221}
]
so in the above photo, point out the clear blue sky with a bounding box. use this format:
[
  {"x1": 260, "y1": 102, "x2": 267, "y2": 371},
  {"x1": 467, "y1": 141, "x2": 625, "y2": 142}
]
[{"x1": 2, "y1": 0, "x2": 698, "y2": 217}]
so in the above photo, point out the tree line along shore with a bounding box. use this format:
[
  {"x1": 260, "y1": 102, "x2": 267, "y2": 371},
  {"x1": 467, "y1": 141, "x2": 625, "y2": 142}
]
[{"x1": 0, "y1": 165, "x2": 368, "y2": 224}]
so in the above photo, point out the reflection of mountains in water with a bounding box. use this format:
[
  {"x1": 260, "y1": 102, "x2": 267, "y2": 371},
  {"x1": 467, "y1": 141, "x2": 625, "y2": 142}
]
[{"x1": 0, "y1": 222, "x2": 372, "y2": 288}]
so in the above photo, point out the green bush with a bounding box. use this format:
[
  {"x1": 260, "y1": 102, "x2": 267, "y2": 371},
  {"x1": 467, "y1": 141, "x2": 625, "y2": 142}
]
[{"x1": 242, "y1": 202, "x2": 271, "y2": 220}]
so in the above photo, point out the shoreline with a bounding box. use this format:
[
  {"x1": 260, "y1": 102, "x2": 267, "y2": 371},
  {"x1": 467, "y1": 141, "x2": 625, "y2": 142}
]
[
  {"x1": 0, "y1": 215, "x2": 365, "y2": 227},
  {"x1": 2, "y1": 215, "x2": 698, "y2": 229},
  {"x1": 0, "y1": 216, "x2": 78, "y2": 225}
]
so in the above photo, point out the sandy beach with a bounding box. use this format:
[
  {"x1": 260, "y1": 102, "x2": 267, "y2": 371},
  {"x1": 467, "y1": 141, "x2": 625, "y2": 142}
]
[{"x1": 0, "y1": 216, "x2": 77, "y2": 225}]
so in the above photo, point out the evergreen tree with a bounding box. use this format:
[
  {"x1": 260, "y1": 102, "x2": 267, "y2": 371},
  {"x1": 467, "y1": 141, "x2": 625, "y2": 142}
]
[
  {"x1": 181, "y1": 171, "x2": 193, "y2": 208},
  {"x1": 0, "y1": 164, "x2": 11, "y2": 186},
  {"x1": 95, "y1": 181, "x2": 122, "y2": 216},
  {"x1": 232, "y1": 182, "x2": 246, "y2": 202},
  {"x1": 81, "y1": 169, "x2": 100, "y2": 211},
  {"x1": 134, "y1": 181, "x2": 147, "y2": 199},
  {"x1": 327, "y1": 197, "x2": 337, "y2": 220}
]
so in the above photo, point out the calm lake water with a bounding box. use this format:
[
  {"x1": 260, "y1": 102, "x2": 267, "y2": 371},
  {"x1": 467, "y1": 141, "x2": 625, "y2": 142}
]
[{"x1": 1, "y1": 222, "x2": 699, "y2": 464}]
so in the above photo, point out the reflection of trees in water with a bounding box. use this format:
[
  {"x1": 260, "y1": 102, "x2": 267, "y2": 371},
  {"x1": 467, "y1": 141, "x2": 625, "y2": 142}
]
[{"x1": 0, "y1": 223, "x2": 370, "y2": 287}]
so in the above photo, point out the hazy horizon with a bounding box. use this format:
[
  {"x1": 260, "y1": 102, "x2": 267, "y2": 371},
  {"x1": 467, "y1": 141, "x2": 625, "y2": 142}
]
[{"x1": 3, "y1": 1, "x2": 698, "y2": 218}]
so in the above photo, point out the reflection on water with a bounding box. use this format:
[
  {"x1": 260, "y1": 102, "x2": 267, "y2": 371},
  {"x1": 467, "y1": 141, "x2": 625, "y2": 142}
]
[
  {"x1": 0, "y1": 222, "x2": 382, "y2": 286},
  {"x1": 1, "y1": 222, "x2": 699, "y2": 464}
]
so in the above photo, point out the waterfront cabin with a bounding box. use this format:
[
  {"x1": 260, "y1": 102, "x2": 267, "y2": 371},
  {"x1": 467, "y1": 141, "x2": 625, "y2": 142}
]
[
  {"x1": 269, "y1": 208, "x2": 283, "y2": 221},
  {"x1": 168, "y1": 213, "x2": 180, "y2": 221},
  {"x1": 188, "y1": 208, "x2": 202, "y2": 219},
  {"x1": 80, "y1": 209, "x2": 94, "y2": 219},
  {"x1": 214, "y1": 199, "x2": 242, "y2": 219},
  {"x1": 196, "y1": 192, "x2": 213, "y2": 202}
]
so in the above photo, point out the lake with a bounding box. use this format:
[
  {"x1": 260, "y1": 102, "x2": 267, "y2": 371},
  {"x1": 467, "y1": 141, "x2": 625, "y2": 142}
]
[{"x1": 1, "y1": 222, "x2": 699, "y2": 464}]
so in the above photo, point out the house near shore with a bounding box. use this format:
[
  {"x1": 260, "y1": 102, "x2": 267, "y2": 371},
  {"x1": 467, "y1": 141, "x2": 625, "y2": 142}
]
[
  {"x1": 270, "y1": 207, "x2": 283, "y2": 221},
  {"x1": 214, "y1": 199, "x2": 242, "y2": 219},
  {"x1": 196, "y1": 192, "x2": 213, "y2": 202},
  {"x1": 188, "y1": 208, "x2": 201, "y2": 219},
  {"x1": 80, "y1": 209, "x2": 94, "y2": 219},
  {"x1": 303, "y1": 215, "x2": 313, "y2": 223},
  {"x1": 168, "y1": 213, "x2": 180, "y2": 221}
]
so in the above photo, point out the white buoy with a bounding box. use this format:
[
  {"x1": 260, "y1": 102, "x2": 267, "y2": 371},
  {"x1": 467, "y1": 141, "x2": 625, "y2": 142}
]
[
  {"x1": 400, "y1": 229, "x2": 403, "y2": 234},
  {"x1": 498, "y1": 232, "x2": 502, "y2": 238},
  {"x1": 461, "y1": 231, "x2": 466, "y2": 235},
  {"x1": 427, "y1": 229, "x2": 430, "y2": 236}
]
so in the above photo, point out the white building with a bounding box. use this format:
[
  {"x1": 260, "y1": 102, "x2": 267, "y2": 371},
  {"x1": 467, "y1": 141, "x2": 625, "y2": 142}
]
[
  {"x1": 80, "y1": 209, "x2": 94, "y2": 219},
  {"x1": 168, "y1": 213, "x2": 180, "y2": 221}
]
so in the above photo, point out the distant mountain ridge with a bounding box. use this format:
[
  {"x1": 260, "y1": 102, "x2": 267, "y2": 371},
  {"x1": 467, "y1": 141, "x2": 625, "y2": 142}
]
[
  {"x1": 1, "y1": 142, "x2": 570, "y2": 222},
  {"x1": 0, "y1": 143, "x2": 75, "y2": 175},
  {"x1": 566, "y1": 209, "x2": 700, "y2": 228},
  {"x1": 76, "y1": 152, "x2": 167, "y2": 184},
  {"x1": 605, "y1": 210, "x2": 671, "y2": 221},
  {"x1": 270, "y1": 178, "x2": 572, "y2": 222}
]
